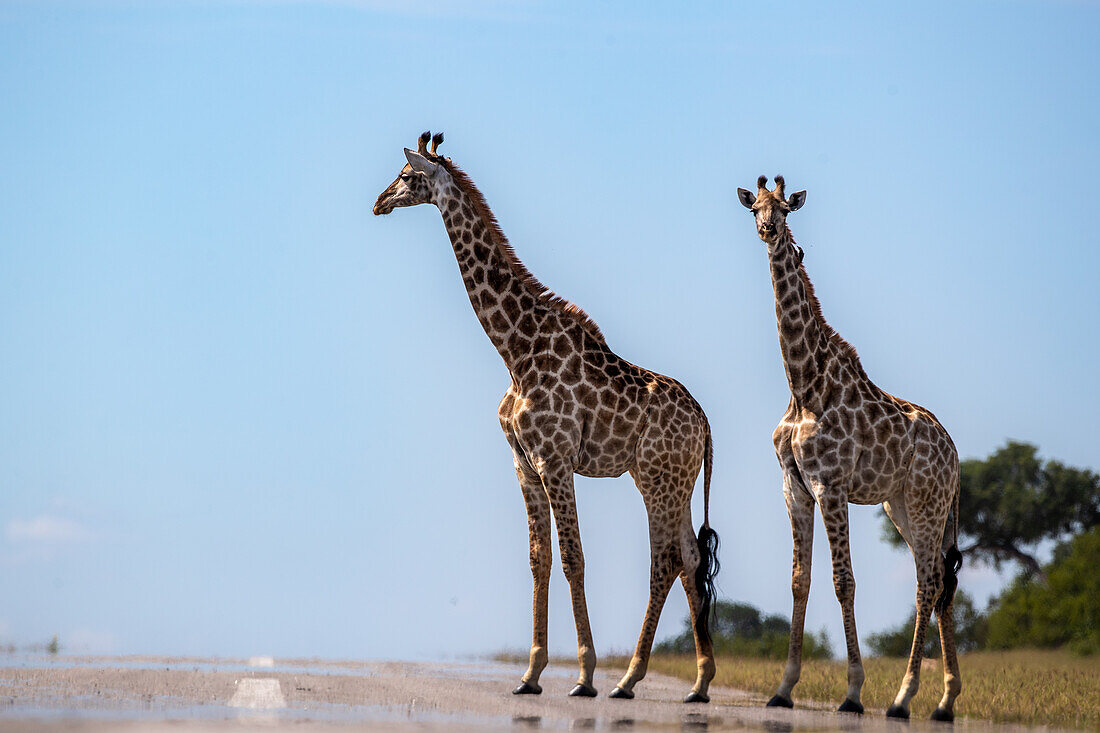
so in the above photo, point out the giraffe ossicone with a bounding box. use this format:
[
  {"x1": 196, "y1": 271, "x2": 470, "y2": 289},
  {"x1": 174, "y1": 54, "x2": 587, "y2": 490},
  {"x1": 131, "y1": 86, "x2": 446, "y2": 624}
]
[
  {"x1": 374, "y1": 132, "x2": 721, "y2": 702},
  {"x1": 737, "y1": 176, "x2": 963, "y2": 722}
]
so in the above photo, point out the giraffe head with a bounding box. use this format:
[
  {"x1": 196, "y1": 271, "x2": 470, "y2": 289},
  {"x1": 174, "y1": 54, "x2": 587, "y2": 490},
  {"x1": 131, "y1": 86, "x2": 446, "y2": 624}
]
[
  {"x1": 736, "y1": 176, "x2": 806, "y2": 245},
  {"x1": 373, "y1": 131, "x2": 449, "y2": 215}
]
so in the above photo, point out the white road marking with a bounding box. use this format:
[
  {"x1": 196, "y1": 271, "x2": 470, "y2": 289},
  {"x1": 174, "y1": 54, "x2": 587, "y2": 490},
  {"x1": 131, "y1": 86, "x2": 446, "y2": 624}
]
[{"x1": 229, "y1": 678, "x2": 286, "y2": 709}]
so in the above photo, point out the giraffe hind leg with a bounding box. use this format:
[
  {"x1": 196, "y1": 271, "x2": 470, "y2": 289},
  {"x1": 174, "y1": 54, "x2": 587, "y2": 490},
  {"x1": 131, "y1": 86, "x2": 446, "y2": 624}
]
[
  {"x1": 676, "y1": 509, "x2": 718, "y2": 703},
  {"x1": 887, "y1": 538, "x2": 943, "y2": 719},
  {"x1": 933, "y1": 546, "x2": 963, "y2": 720},
  {"x1": 610, "y1": 490, "x2": 683, "y2": 700},
  {"x1": 932, "y1": 597, "x2": 962, "y2": 722}
]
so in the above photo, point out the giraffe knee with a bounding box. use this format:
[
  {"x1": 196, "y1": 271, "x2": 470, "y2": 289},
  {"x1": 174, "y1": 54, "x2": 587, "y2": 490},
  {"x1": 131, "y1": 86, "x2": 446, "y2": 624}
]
[
  {"x1": 529, "y1": 544, "x2": 551, "y2": 579},
  {"x1": 833, "y1": 572, "x2": 855, "y2": 603},
  {"x1": 792, "y1": 573, "x2": 810, "y2": 602},
  {"x1": 560, "y1": 544, "x2": 584, "y2": 579}
]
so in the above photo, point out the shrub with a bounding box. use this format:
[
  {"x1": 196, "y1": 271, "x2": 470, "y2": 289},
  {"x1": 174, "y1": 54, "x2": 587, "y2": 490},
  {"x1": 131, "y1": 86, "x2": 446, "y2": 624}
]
[
  {"x1": 656, "y1": 600, "x2": 833, "y2": 660},
  {"x1": 985, "y1": 527, "x2": 1100, "y2": 654}
]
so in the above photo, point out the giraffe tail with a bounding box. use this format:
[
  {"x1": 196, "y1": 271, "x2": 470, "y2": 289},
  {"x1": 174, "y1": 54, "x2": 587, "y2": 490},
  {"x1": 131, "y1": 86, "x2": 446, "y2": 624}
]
[
  {"x1": 936, "y1": 473, "x2": 962, "y2": 614},
  {"x1": 694, "y1": 424, "x2": 720, "y2": 644}
]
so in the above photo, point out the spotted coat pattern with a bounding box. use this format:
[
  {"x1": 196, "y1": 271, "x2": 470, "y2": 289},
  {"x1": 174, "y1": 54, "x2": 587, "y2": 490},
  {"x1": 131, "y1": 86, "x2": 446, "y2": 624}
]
[
  {"x1": 736, "y1": 177, "x2": 962, "y2": 720},
  {"x1": 374, "y1": 134, "x2": 717, "y2": 701}
]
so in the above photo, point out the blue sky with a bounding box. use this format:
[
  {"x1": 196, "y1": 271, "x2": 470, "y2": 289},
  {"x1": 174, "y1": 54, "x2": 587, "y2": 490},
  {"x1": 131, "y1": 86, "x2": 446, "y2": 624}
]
[{"x1": 1, "y1": 1, "x2": 1098, "y2": 661}]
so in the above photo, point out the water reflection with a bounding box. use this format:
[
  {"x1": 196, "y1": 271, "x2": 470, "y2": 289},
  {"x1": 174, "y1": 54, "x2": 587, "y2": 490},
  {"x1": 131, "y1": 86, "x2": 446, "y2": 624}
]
[
  {"x1": 512, "y1": 714, "x2": 541, "y2": 728},
  {"x1": 762, "y1": 720, "x2": 793, "y2": 733},
  {"x1": 571, "y1": 718, "x2": 596, "y2": 729},
  {"x1": 610, "y1": 718, "x2": 636, "y2": 729},
  {"x1": 682, "y1": 711, "x2": 710, "y2": 730}
]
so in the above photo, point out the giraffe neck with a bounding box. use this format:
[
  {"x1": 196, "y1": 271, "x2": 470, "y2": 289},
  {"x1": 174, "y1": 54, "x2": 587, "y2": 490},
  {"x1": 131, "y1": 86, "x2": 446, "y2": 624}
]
[
  {"x1": 433, "y1": 178, "x2": 547, "y2": 372},
  {"x1": 768, "y1": 226, "x2": 832, "y2": 407}
]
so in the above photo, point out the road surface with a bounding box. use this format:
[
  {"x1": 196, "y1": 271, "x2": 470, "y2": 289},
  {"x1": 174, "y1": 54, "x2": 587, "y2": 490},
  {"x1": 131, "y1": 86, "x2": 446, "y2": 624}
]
[{"x1": 0, "y1": 655, "x2": 1055, "y2": 731}]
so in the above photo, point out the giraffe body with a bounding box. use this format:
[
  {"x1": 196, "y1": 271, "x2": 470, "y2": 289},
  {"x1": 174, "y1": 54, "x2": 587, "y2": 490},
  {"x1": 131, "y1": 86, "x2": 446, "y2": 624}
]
[
  {"x1": 737, "y1": 176, "x2": 962, "y2": 721},
  {"x1": 374, "y1": 133, "x2": 719, "y2": 702}
]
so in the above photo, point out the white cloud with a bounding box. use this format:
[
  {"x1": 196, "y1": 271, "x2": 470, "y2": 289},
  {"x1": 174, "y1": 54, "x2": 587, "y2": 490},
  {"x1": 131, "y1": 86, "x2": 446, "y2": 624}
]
[{"x1": 5, "y1": 515, "x2": 93, "y2": 544}]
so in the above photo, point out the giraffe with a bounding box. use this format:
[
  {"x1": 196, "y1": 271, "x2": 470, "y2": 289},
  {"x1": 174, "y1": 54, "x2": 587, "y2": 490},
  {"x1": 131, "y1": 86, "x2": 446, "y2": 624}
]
[
  {"x1": 735, "y1": 176, "x2": 963, "y2": 721},
  {"x1": 373, "y1": 132, "x2": 720, "y2": 703}
]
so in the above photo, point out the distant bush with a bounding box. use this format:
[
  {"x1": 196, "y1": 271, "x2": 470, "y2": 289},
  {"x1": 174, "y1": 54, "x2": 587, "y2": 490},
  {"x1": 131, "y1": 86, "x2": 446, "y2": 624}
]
[
  {"x1": 865, "y1": 590, "x2": 986, "y2": 658},
  {"x1": 985, "y1": 526, "x2": 1100, "y2": 655},
  {"x1": 656, "y1": 600, "x2": 833, "y2": 660}
]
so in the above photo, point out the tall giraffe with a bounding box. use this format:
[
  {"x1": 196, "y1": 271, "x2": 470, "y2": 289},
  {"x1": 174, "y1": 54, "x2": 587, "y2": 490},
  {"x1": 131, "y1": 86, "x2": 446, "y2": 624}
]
[
  {"x1": 736, "y1": 176, "x2": 962, "y2": 721},
  {"x1": 373, "y1": 132, "x2": 720, "y2": 702}
]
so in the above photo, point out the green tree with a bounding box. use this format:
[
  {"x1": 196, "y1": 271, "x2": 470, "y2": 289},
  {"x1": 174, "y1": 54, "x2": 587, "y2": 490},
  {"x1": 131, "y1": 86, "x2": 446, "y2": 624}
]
[
  {"x1": 881, "y1": 441, "x2": 1100, "y2": 581},
  {"x1": 656, "y1": 600, "x2": 833, "y2": 660},
  {"x1": 985, "y1": 526, "x2": 1100, "y2": 654},
  {"x1": 865, "y1": 590, "x2": 986, "y2": 658}
]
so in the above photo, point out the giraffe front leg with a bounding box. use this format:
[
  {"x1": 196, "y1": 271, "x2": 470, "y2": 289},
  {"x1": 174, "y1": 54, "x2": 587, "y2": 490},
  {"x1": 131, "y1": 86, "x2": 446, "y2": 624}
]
[
  {"x1": 887, "y1": 542, "x2": 943, "y2": 719},
  {"x1": 512, "y1": 457, "x2": 552, "y2": 695},
  {"x1": 818, "y1": 490, "x2": 865, "y2": 715},
  {"x1": 542, "y1": 465, "x2": 597, "y2": 697},
  {"x1": 610, "y1": 499, "x2": 682, "y2": 701},
  {"x1": 769, "y1": 475, "x2": 815, "y2": 708}
]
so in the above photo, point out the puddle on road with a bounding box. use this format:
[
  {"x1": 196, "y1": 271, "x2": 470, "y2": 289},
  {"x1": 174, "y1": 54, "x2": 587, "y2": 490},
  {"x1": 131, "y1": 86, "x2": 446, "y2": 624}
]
[
  {"x1": 0, "y1": 653, "x2": 534, "y2": 683},
  {"x1": 1, "y1": 656, "x2": 997, "y2": 731},
  {"x1": 0, "y1": 695, "x2": 858, "y2": 732}
]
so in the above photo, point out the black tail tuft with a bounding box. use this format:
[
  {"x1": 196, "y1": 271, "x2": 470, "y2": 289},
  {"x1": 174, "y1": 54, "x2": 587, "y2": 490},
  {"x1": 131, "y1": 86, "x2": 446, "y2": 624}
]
[
  {"x1": 936, "y1": 545, "x2": 963, "y2": 614},
  {"x1": 694, "y1": 525, "x2": 721, "y2": 644}
]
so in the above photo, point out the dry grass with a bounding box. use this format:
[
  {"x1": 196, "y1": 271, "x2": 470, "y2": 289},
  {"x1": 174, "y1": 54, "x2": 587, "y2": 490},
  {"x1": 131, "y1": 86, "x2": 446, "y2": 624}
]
[{"x1": 642, "y1": 649, "x2": 1100, "y2": 730}]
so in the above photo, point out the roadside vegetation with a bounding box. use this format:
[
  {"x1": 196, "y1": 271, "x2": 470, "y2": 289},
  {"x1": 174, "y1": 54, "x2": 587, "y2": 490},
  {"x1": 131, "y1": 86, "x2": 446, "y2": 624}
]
[{"x1": 643, "y1": 650, "x2": 1100, "y2": 729}]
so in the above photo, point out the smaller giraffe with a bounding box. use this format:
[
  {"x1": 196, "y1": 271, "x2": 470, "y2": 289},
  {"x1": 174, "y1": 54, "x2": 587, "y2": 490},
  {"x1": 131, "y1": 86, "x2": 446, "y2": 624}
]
[
  {"x1": 373, "y1": 132, "x2": 720, "y2": 702},
  {"x1": 736, "y1": 176, "x2": 962, "y2": 721}
]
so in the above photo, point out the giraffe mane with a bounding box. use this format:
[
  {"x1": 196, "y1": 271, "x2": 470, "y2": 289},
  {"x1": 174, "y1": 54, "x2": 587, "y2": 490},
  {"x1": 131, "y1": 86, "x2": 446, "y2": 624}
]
[
  {"x1": 437, "y1": 158, "x2": 608, "y2": 345},
  {"x1": 787, "y1": 229, "x2": 867, "y2": 375}
]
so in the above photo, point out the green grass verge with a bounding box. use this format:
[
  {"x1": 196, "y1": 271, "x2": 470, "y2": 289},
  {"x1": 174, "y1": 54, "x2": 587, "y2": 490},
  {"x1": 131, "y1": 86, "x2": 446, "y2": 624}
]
[{"x1": 643, "y1": 649, "x2": 1100, "y2": 730}]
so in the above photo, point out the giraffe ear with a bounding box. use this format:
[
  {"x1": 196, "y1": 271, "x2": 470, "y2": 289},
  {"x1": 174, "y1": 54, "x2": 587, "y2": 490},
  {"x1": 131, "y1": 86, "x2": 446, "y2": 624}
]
[
  {"x1": 787, "y1": 190, "x2": 807, "y2": 211},
  {"x1": 404, "y1": 148, "x2": 439, "y2": 176},
  {"x1": 736, "y1": 188, "x2": 756, "y2": 209}
]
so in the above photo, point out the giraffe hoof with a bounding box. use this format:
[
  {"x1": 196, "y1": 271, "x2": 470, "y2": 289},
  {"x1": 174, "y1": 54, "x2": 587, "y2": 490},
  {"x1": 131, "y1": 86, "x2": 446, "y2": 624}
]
[
  {"x1": 766, "y1": 694, "x2": 794, "y2": 708},
  {"x1": 569, "y1": 684, "x2": 598, "y2": 698},
  {"x1": 608, "y1": 687, "x2": 634, "y2": 700},
  {"x1": 886, "y1": 705, "x2": 910, "y2": 720},
  {"x1": 838, "y1": 698, "x2": 864, "y2": 714},
  {"x1": 683, "y1": 691, "x2": 710, "y2": 704},
  {"x1": 512, "y1": 682, "x2": 542, "y2": 695},
  {"x1": 930, "y1": 708, "x2": 954, "y2": 723}
]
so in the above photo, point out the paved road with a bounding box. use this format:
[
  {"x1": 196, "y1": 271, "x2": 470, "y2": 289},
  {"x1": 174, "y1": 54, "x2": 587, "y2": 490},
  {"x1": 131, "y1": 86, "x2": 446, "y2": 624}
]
[{"x1": 0, "y1": 655, "x2": 1050, "y2": 732}]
